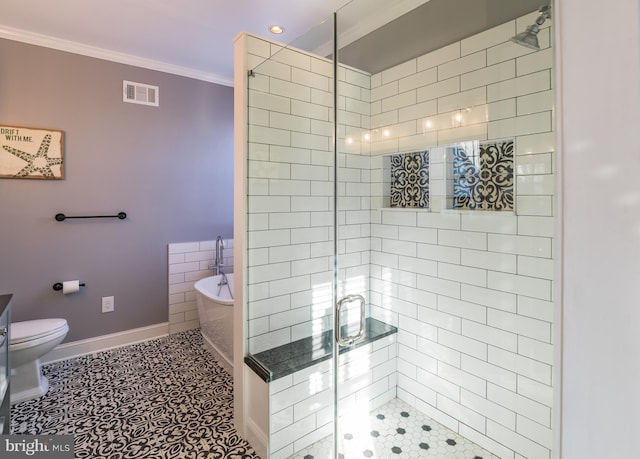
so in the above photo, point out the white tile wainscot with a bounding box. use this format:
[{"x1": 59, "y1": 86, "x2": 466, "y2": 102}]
[{"x1": 168, "y1": 239, "x2": 234, "y2": 334}]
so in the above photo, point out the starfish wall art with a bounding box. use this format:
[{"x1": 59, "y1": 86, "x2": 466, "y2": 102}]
[{"x1": 0, "y1": 125, "x2": 64, "y2": 179}]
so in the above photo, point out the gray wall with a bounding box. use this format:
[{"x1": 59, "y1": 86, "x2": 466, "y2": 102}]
[{"x1": 0, "y1": 39, "x2": 234, "y2": 342}]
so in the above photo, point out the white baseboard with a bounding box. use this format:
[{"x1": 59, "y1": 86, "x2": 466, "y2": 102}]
[{"x1": 41, "y1": 322, "x2": 170, "y2": 364}]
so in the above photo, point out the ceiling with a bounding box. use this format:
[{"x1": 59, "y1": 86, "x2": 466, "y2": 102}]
[
  {"x1": 339, "y1": 0, "x2": 543, "y2": 74},
  {"x1": 0, "y1": 0, "x2": 543, "y2": 86}
]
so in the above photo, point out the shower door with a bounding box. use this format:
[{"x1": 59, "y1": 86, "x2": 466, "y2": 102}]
[
  {"x1": 243, "y1": 5, "x2": 382, "y2": 454},
  {"x1": 331, "y1": 0, "x2": 401, "y2": 456}
]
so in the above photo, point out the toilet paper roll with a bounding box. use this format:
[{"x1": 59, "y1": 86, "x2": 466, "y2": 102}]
[{"x1": 62, "y1": 280, "x2": 80, "y2": 295}]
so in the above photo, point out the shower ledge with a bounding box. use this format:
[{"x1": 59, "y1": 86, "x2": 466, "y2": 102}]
[{"x1": 245, "y1": 318, "x2": 397, "y2": 383}]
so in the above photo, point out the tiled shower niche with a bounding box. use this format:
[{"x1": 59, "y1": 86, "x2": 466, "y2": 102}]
[
  {"x1": 446, "y1": 139, "x2": 514, "y2": 211},
  {"x1": 385, "y1": 150, "x2": 430, "y2": 208}
]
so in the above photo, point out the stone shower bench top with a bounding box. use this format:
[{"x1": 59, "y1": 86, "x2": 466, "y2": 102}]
[{"x1": 244, "y1": 317, "x2": 397, "y2": 383}]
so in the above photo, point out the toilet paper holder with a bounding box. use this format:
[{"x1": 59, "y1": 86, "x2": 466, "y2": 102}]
[{"x1": 53, "y1": 282, "x2": 86, "y2": 292}]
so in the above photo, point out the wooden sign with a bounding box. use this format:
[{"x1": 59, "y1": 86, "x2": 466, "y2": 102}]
[{"x1": 0, "y1": 125, "x2": 64, "y2": 179}]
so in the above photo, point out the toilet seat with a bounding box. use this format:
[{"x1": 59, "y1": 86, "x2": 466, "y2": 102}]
[{"x1": 11, "y1": 319, "x2": 69, "y2": 347}]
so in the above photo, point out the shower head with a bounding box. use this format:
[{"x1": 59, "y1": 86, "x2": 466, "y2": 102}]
[
  {"x1": 511, "y1": 25, "x2": 543, "y2": 50},
  {"x1": 510, "y1": 4, "x2": 551, "y2": 50}
]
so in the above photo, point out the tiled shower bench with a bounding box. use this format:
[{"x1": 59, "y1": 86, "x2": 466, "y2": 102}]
[{"x1": 244, "y1": 318, "x2": 398, "y2": 458}]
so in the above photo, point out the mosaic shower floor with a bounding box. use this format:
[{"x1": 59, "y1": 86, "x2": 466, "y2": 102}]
[{"x1": 292, "y1": 398, "x2": 498, "y2": 459}]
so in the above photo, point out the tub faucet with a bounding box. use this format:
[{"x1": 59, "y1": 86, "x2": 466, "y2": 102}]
[
  {"x1": 214, "y1": 236, "x2": 224, "y2": 274},
  {"x1": 216, "y1": 271, "x2": 233, "y2": 299}
]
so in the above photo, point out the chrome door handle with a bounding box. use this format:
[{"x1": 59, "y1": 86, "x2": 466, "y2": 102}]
[{"x1": 336, "y1": 294, "x2": 366, "y2": 346}]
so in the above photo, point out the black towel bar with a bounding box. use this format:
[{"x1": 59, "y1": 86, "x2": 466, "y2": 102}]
[{"x1": 55, "y1": 212, "x2": 127, "y2": 221}]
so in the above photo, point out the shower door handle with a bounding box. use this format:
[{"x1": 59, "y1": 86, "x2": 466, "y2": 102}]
[{"x1": 335, "y1": 294, "x2": 366, "y2": 346}]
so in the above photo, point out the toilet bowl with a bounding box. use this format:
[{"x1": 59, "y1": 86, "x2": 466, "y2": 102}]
[{"x1": 10, "y1": 318, "x2": 69, "y2": 404}]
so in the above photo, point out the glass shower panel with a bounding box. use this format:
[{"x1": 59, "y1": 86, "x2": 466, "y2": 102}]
[{"x1": 244, "y1": 17, "x2": 338, "y2": 459}]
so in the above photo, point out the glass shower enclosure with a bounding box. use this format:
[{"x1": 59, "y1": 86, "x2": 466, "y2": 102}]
[{"x1": 235, "y1": 0, "x2": 556, "y2": 458}]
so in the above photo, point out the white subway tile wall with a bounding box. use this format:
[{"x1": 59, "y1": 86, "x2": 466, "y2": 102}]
[
  {"x1": 167, "y1": 239, "x2": 234, "y2": 334},
  {"x1": 247, "y1": 35, "x2": 372, "y2": 355},
  {"x1": 269, "y1": 336, "x2": 397, "y2": 458},
  {"x1": 367, "y1": 13, "x2": 555, "y2": 459},
  {"x1": 244, "y1": 8, "x2": 554, "y2": 459}
]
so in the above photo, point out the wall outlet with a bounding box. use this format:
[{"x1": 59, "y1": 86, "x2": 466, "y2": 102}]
[{"x1": 102, "y1": 296, "x2": 114, "y2": 313}]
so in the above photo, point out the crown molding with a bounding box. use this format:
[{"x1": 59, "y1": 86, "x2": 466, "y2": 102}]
[{"x1": 0, "y1": 25, "x2": 234, "y2": 87}]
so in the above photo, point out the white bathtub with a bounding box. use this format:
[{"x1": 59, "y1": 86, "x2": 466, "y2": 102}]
[{"x1": 194, "y1": 273, "x2": 234, "y2": 375}]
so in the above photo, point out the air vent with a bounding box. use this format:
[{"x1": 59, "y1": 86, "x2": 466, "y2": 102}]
[{"x1": 123, "y1": 80, "x2": 159, "y2": 107}]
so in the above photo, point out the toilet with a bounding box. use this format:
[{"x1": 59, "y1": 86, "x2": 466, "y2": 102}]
[{"x1": 10, "y1": 319, "x2": 69, "y2": 404}]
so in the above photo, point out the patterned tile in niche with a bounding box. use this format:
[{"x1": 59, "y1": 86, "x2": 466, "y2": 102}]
[
  {"x1": 390, "y1": 150, "x2": 429, "y2": 208},
  {"x1": 452, "y1": 140, "x2": 514, "y2": 211}
]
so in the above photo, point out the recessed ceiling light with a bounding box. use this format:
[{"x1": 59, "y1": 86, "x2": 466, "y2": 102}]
[{"x1": 269, "y1": 25, "x2": 284, "y2": 34}]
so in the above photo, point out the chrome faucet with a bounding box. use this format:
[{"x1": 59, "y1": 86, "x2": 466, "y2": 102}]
[
  {"x1": 207, "y1": 236, "x2": 226, "y2": 275},
  {"x1": 215, "y1": 236, "x2": 225, "y2": 274}
]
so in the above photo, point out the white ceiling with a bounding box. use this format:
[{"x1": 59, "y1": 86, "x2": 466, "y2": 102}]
[{"x1": 0, "y1": 0, "x2": 429, "y2": 86}]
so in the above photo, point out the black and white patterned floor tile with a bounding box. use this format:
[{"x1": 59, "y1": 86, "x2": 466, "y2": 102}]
[
  {"x1": 292, "y1": 398, "x2": 498, "y2": 459},
  {"x1": 10, "y1": 329, "x2": 258, "y2": 459}
]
